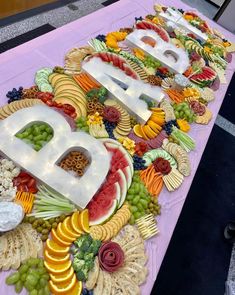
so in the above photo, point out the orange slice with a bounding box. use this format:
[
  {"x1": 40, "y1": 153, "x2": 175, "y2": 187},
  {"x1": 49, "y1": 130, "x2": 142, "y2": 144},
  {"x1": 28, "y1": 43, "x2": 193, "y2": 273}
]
[
  {"x1": 45, "y1": 239, "x2": 70, "y2": 257},
  {"x1": 57, "y1": 223, "x2": 76, "y2": 243},
  {"x1": 50, "y1": 267, "x2": 74, "y2": 284},
  {"x1": 62, "y1": 217, "x2": 81, "y2": 240},
  {"x1": 77, "y1": 209, "x2": 90, "y2": 233},
  {"x1": 44, "y1": 260, "x2": 72, "y2": 275},
  {"x1": 71, "y1": 211, "x2": 83, "y2": 234},
  {"x1": 133, "y1": 124, "x2": 143, "y2": 138},
  {"x1": 44, "y1": 249, "x2": 70, "y2": 264},
  {"x1": 49, "y1": 273, "x2": 76, "y2": 294},
  {"x1": 51, "y1": 228, "x2": 71, "y2": 247},
  {"x1": 67, "y1": 280, "x2": 82, "y2": 295},
  {"x1": 140, "y1": 125, "x2": 149, "y2": 140}
]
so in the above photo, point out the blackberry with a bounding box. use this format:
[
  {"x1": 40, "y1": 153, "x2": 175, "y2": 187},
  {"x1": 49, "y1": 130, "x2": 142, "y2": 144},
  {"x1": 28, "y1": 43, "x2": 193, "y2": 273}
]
[
  {"x1": 96, "y1": 34, "x2": 106, "y2": 42},
  {"x1": 133, "y1": 155, "x2": 146, "y2": 170}
]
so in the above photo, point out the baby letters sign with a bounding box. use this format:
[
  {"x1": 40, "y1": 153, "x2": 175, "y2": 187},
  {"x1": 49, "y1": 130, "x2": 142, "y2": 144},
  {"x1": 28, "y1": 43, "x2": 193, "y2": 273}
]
[{"x1": 0, "y1": 25, "x2": 190, "y2": 207}]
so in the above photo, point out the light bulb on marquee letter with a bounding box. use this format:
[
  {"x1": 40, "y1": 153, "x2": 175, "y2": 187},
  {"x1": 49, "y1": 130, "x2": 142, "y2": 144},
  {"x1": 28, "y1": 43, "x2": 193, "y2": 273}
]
[
  {"x1": 0, "y1": 106, "x2": 110, "y2": 209},
  {"x1": 82, "y1": 57, "x2": 164, "y2": 124},
  {"x1": 126, "y1": 29, "x2": 190, "y2": 74}
]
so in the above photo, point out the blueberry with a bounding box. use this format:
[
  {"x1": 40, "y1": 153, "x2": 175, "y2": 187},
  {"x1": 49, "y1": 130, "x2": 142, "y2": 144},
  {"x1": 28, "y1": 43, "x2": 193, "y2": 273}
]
[{"x1": 19, "y1": 86, "x2": 23, "y2": 91}]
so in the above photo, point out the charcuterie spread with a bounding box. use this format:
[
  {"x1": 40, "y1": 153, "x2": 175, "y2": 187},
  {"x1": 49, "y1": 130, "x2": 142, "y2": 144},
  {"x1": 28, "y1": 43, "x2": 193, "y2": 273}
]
[{"x1": 0, "y1": 4, "x2": 234, "y2": 295}]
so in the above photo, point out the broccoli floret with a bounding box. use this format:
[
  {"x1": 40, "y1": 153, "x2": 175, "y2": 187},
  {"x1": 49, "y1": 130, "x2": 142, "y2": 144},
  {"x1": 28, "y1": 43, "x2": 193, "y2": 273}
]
[
  {"x1": 84, "y1": 252, "x2": 94, "y2": 262},
  {"x1": 85, "y1": 259, "x2": 95, "y2": 271},
  {"x1": 76, "y1": 267, "x2": 89, "y2": 282},
  {"x1": 88, "y1": 240, "x2": 101, "y2": 255},
  {"x1": 72, "y1": 258, "x2": 85, "y2": 272},
  {"x1": 74, "y1": 251, "x2": 84, "y2": 260},
  {"x1": 74, "y1": 234, "x2": 92, "y2": 249}
]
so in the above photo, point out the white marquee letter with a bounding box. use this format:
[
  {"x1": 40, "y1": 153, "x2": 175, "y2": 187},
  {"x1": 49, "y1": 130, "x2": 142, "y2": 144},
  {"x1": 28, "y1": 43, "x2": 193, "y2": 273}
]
[
  {"x1": 126, "y1": 29, "x2": 190, "y2": 74},
  {"x1": 82, "y1": 57, "x2": 164, "y2": 124},
  {"x1": 0, "y1": 106, "x2": 110, "y2": 209}
]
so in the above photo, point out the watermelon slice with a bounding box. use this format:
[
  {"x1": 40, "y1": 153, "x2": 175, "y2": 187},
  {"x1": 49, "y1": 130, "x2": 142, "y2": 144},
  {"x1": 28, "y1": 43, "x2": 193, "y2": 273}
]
[
  {"x1": 122, "y1": 166, "x2": 132, "y2": 189},
  {"x1": 107, "y1": 169, "x2": 127, "y2": 208},
  {"x1": 135, "y1": 20, "x2": 170, "y2": 42},
  {"x1": 88, "y1": 199, "x2": 118, "y2": 226},
  {"x1": 87, "y1": 182, "x2": 120, "y2": 225}
]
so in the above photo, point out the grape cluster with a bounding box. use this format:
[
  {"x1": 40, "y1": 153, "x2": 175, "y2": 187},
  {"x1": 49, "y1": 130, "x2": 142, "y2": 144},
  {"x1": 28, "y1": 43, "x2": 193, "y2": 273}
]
[
  {"x1": 15, "y1": 123, "x2": 53, "y2": 151},
  {"x1": 95, "y1": 34, "x2": 106, "y2": 42},
  {"x1": 6, "y1": 258, "x2": 50, "y2": 294},
  {"x1": 143, "y1": 56, "x2": 161, "y2": 69},
  {"x1": 6, "y1": 87, "x2": 23, "y2": 103},
  {"x1": 173, "y1": 102, "x2": 196, "y2": 123},
  {"x1": 76, "y1": 117, "x2": 89, "y2": 133},
  {"x1": 163, "y1": 120, "x2": 179, "y2": 135},
  {"x1": 82, "y1": 289, "x2": 93, "y2": 295},
  {"x1": 126, "y1": 171, "x2": 151, "y2": 224},
  {"x1": 133, "y1": 155, "x2": 146, "y2": 170},
  {"x1": 104, "y1": 120, "x2": 116, "y2": 139}
]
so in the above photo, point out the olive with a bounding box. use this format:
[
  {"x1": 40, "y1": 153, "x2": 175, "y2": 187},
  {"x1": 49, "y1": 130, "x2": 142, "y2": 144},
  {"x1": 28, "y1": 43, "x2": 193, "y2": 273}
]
[
  {"x1": 55, "y1": 217, "x2": 60, "y2": 223},
  {"x1": 52, "y1": 222, "x2": 58, "y2": 229},
  {"x1": 28, "y1": 217, "x2": 36, "y2": 223},
  {"x1": 59, "y1": 214, "x2": 66, "y2": 222},
  {"x1": 36, "y1": 227, "x2": 43, "y2": 233},
  {"x1": 41, "y1": 235, "x2": 48, "y2": 242},
  {"x1": 32, "y1": 221, "x2": 38, "y2": 229},
  {"x1": 41, "y1": 229, "x2": 49, "y2": 235},
  {"x1": 42, "y1": 223, "x2": 48, "y2": 229},
  {"x1": 49, "y1": 218, "x2": 55, "y2": 224},
  {"x1": 37, "y1": 218, "x2": 44, "y2": 225}
]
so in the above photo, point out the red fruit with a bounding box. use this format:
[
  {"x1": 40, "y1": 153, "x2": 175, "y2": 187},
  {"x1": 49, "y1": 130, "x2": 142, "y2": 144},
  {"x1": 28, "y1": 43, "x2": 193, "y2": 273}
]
[{"x1": 46, "y1": 100, "x2": 53, "y2": 107}]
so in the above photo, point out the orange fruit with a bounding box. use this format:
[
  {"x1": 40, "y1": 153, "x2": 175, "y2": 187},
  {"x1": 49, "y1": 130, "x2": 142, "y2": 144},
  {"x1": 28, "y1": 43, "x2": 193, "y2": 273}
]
[
  {"x1": 44, "y1": 260, "x2": 72, "y2": 275},
  {"x1": 71, "y1": 212, "x2": 83, "y2": 234},
  {"x1": 62, "y1": 217, "x2": 81, "y2": 240},
  {"x1": 77, "y1": 209, "x2": 90, "y2": 233},
  {"x1": 45, "y1": 239, "x2": 70, "y2": 257},
  {"x1": 50, "y1": 267, "x2": 74, "y2": 284},
  {"x1": 140, "y1": 125, "x2": 149, "y2": 140},
  {"x1": 44, "y1": 249, "x2": 70, "y2": 264},
  {"x1": 57, "y1": 223, "x2": 76, "y2": 243},
  {"x1": 49, "y1": 273, "x2": 77, "y2": 294},
  {"x1": 67, "y1": 280, "x2": 82, "y2": 295},
  {"x1": 51, "y1": 228, "x2": 71, "y2": 247},
  {"x1": 133, "y1": 124, "x2": 143, "y2": 138}
]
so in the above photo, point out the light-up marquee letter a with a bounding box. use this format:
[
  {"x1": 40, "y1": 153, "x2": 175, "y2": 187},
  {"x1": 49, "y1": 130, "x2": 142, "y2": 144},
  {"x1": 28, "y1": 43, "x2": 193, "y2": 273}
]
[
  {"x1": 82, "y1": 57, "x2": 165, "y2": 124},
  {"x1": 0, "y1": 106, "x2": 110, "y2": 209},
  {"x1": 126, "y1": 29, "x2": 190, "y2": 74}
]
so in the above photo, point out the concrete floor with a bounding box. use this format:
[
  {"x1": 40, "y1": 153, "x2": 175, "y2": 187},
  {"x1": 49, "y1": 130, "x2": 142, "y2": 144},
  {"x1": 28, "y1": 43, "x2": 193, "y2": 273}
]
[{"x1": 182, "y1": 0, "x2": 219, "y2": 19}]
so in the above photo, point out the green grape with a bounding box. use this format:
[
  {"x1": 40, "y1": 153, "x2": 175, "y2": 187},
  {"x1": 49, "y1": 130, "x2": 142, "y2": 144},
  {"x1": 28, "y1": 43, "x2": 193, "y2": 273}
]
[
  {"x1": 19, "y1": 264, "x2": 29, "y2": 274},
  {"x1": 26, "y1": 274, "x2": 39, "y2": 287},
  {"x1": 41, "y1": 274, "x2": 50, "y2": 281},
  {"x1": 137, "y1": 203, "x2": 143, "y2": 211},
  {"x1": 29, "y1": 290, "x2": 38, "y2": 295},
  {"x1": 126, "y1": 194, "x2": 133, "y2": 201},
  {"x1": 133, "y1": 212, "x2": 141, "y2": 220},
  {"x1": 140, "y1": 199, "x2": 148, "y2": 209},
  {"x1": 21, "y1": 273, "x2": 27, "y2": 282},
  {"x1": 6, "y1": 272, "x2": 20, "y2": 285},
  {"x1": 44, "y1": 285, "x2": 50, "y2": 295},
  {"x1": 132, "y1": 196, "x2": 140, "y2": 205},
  {"x1": 15, "y1": 280, "x2": 23, "y2": 293},
  {"x1": 27, "y1": 258, "x2": 40, "y2": 267},
  {"x1": 24, "y1": 281, "x2": 34, "y2": 292},
  {"x1": 129, "y1": 215, "x2": 135, "y2": 225},
  {"x1": 130, "y1": 205, "x2": 138, "y2": 213}
]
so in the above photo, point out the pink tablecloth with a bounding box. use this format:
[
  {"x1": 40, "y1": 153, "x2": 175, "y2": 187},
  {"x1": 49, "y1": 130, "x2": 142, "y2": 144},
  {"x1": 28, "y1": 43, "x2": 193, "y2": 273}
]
[{"x1": 0, "y1": 0, "x2": 234, "y2": 294}]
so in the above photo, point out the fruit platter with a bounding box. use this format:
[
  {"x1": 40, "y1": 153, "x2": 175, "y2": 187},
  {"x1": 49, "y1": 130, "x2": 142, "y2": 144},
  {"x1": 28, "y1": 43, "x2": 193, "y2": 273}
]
[{"x1": 0, "y1": 3, "x2": 234, "y2": 295}]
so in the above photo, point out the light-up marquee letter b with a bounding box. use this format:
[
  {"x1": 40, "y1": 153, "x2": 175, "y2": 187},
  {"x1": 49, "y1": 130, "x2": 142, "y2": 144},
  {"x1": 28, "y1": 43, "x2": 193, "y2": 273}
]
[
  {"x1": 0, "y1": 106, "x2": 110, "y2": 209},
  {"x1": 82, "y1": 57, "x2": 165, "y2": 124},
  {"x1": 126, "y1": 29, "x2": 190, "y2": 74}
]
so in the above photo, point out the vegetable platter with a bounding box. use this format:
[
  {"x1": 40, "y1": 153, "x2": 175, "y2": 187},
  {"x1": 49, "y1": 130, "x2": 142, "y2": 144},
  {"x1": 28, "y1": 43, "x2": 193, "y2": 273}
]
[{"x1": 0, "y1": 3, "x2": 234, "y2": 295}]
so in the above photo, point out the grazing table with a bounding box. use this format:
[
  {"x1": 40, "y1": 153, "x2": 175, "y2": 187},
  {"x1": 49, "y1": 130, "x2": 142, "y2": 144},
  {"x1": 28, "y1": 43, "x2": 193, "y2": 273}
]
[{"x1": 0, "y1": 0, "x2": 235, "y2": 294}]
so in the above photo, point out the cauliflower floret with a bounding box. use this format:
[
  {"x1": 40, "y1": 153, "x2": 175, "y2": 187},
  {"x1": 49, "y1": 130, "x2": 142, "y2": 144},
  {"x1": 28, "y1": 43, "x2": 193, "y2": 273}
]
[{"x1": 11, "y1": 167, "x2": 20, "y2": 177}]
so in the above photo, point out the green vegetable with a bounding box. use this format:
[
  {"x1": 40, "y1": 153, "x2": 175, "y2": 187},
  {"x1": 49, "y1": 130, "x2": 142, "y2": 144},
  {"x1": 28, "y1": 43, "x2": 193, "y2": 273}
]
[
  {"x1": 15, "y1": 281, "x2": 23, "y2": 293},
  {"x1": 73, "y1": 258, "x2": 85, "y2": 272},
  {"x1": 75, "y1": 268, "x2": 89, "y2": 281},
  {"x1": 27, "y1": 185, "x2": 75, "y2": 219},
  {"x1": 6, "y1": 272, "x2": 20, "y2": 285},
  {"x1": 84, "y1": 252, "x2": 94, "y2": 262},
  {"x1": 88, "y1": 240, "x2": 102, "y2": 255}
]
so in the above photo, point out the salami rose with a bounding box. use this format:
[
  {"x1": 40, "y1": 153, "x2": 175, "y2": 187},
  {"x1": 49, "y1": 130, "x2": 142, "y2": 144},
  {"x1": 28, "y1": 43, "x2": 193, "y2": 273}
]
[
  {"x1": 103, "y1": 106, "x2": 120, "y2": 123},
  {"x1": 153, "y1": 157, "x2": 171, "y2": 175},
  {"x1": 98, "y1": 242, "x2": 124, "y2": 273}
]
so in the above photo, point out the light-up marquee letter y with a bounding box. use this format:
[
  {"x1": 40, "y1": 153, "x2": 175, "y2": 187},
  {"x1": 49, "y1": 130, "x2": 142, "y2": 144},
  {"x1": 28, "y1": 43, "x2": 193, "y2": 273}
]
[
  {"x1": 126, "y1": 29, "x2": 190, "y2": 74},
  {"x1": 82, "y1": 57, "x2": 165, "y2": 124},
  {"x1": 0, "y1": 106, "x2": 110, "y2": 209}
]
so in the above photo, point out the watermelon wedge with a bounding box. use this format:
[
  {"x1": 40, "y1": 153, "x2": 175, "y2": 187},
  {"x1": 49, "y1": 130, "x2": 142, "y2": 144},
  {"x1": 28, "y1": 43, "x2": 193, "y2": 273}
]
[
  {"x1": 135, "y1": 20, "x2": 170, "y2": 42},
  {"x1": 87, "y1": 182, "x2": 120, "y2": 226},
  {"x1": 107, "y1": 169, "x2": 127, "y2": 208}
]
